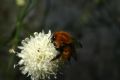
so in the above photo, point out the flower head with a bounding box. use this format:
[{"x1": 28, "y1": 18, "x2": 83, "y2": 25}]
[
  {"x1": 17, "y1": 30, "x2": 61, "y2": 80},
  {"x1": 16, "y1": 0, "x2": 26, "y2": 6}
]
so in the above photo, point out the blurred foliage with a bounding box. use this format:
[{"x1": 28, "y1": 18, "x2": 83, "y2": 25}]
[{"x1": 0, "y1": 0, "x2": 120, "y2": 80}]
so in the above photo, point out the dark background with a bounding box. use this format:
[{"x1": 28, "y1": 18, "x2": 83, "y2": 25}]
[{"x1": 0, "y1": 0, "x2": 120, "y2": 80}]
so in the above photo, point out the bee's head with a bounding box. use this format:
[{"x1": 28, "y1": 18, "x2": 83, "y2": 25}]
[{"x1": 51, "y1": 34, "x2": 62, "y2": 48}]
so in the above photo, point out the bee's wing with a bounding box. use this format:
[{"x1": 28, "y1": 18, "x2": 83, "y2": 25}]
[
  {"x1": 77, "y1": 40, "x2": 83, "y2": 48},
  {"x1": 72, "y1": 38, "x2": 83, "y2": 48},
  {"x1": 70, "y1": 44, "x2": 77, "y2": 61}
]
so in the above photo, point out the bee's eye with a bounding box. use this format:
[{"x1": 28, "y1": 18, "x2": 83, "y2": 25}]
[
  {"x1": 53, "y1": 36, "x2": 55, "y2": 40},
  {"x1": 54, "y1": 36, "x2": 55, "y2": 39}
]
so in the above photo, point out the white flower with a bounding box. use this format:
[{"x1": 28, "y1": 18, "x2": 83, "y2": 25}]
[{"x1": 17, "y1": 30, "x2": 61, "y2": 80}]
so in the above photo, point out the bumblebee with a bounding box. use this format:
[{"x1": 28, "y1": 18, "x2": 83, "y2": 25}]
[{"x1": 51, "y1": 31, "x2": 82, "y2": 62}]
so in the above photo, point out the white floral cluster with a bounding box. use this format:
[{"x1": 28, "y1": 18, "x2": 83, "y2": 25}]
[{"x1": 17, "y1": 30, "x2": 60, "y2": 80}]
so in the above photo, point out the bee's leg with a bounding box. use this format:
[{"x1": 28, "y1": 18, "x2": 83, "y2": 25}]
[
  {"x1": 51, "y1": 47, "x2": 63, "y2": 61},
  {"x1": 51, "y1": 53, "x2": 61, "y2": 61}
]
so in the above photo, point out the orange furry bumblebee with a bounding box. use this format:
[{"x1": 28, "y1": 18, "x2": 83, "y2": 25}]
[{"x1": 51, "y1": 31, "x2": 82, "y2": 62}]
